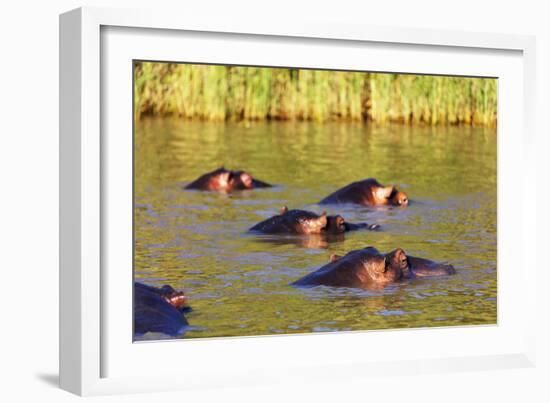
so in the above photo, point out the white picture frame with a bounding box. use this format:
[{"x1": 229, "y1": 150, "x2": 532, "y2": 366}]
[{"x1": 59, "y1": 6, "x2": 537, "y2": 396}]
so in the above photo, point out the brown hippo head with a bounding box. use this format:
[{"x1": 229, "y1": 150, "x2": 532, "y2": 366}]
[
  {"x1": 292, "y1": 247, "x2": 411, "y2": 289},
  {"x1": 276, "y1": 207, "x2": 328, "y2": 235},
  {"x1": 373, "y1": 185, "x2": 408, "y2": 207},
  {"x1": 229, "y1": 170, "x2": 255, "y2": 190},
  {"x1": 203, "y1": 168, "x2": 230, "y2": 191},
  {"x1": 386, "y1": 248, "x2": 412, "y2": 278},
  {"x1": 185, "y1": 168, "x2": 271, "y2": 192},
  {"x1": 159, "y1": 285, "x2": 188, "y2": 310},
  {"x1": 211, "y1": 169, "x2": 254, "y2": 191},
  {"x1": 292, "y1": 247, "x2": 453, "y2": 290},
  {"x1": 299, "y1": 211, "x2": 328, "y2": 235},
  {"x1": 325, "y1": 215, "x2": 347, "y2": 234},
  {"x1": 390, "y1": 190, "x2": 409, "y2": 206},
  {"x1": 363, "y1": 248, "x2": 408, "y2": 283}
]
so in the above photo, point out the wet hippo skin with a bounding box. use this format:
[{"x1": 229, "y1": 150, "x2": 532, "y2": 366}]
[
  {"x1": 249, "y1": 207, "x2": 379, "y2": 235},
  {"x1": 185, "y1": 167, "x2": 272, "y2": 193},
  {"x1": 292, "y1": 247, "x2": 454, "y2": 289},
  {"x1": 405, "y1": 256, "x2": 456, "y2": 277},
  {"x1": 134, "y1": 282, "x2": 190, "y2": 336},
  {"x1": 319, "y1": 178, "x2": 408, "y2": 207}
]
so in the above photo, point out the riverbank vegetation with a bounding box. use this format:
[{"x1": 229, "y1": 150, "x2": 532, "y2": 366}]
[{"x1": 134, "y1": 62, "x2": 497, "y2": 127}]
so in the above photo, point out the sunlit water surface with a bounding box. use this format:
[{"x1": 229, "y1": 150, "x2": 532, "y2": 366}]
[{"x1": 134, "y1": 119, "x2": 497, "y2": 340}]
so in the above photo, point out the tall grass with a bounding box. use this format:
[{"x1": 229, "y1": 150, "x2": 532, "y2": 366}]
[{"x1": 134, "y1": 62, "x2": 497, "y2": 127}]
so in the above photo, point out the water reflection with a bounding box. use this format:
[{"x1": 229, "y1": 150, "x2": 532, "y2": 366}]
[{"x1": 251, "y1": 233, "x2": 343, "y2": 249}]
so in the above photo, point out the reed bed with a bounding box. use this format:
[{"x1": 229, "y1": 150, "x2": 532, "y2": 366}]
[{"x1": 134, "y1": 62, "x2": 497, "y2": 127}]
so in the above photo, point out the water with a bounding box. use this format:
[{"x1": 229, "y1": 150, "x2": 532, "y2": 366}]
[{"x1": 134, "y1": 118, "x2": 497, "y2": 340}]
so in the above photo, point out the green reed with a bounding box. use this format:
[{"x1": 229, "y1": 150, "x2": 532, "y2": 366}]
[{"x1": 134, "y1": 62, "x2": 497, "y2": 127}]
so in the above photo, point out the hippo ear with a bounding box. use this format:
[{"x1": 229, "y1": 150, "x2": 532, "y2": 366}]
[
  {"x1": 218, "y1": 171, "x2": 231, "y2": 185},
  {"x1": 377, "y1": 185, "x2": 395, "y2": 199},
  {"x1": 329, "y1": 254, "x2": 342, "y2": 262},
  {"x1": 318, "y1": 211, "x2": 328, "y2": 227},
  {"x1": 393, "y1": 248, "x2": 408, "y2": 269},
  {"x1": 240, "y1": 172, "x2": 253, "y2": 187},
  {"x1": 374, "y1": 257, "x2": 388, "y2": 273},
  {"x1": 280, "y1": 206, "x2": 289, "y2": 215},
  {"x1": 385, "y1": 249, "x2": 408, "y2": 272}
]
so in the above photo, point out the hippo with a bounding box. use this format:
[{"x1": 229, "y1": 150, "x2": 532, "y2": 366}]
[
  {"x1": 134, "y1": 282, "x2": 191, "y2": 337},
  {"x1": 185, "y1": 167, "x2": 272, "y2": 193},
  {"x1": 291, "y1": 247, "x2": 455, "y2": 289},
  {"x1": 249, "y1": 207, "x2": 379, "y2": 235},
  {"x1": 319, "y1": 178, "x2": 408, "y2": 207}
]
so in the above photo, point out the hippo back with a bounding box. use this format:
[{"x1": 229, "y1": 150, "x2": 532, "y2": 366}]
[
  {"x1": 250, "y1": 209, "x2": 326, "y2": 234},
  {"x1": 319, "y1": 178, "x2": 384, "y2": 205},
  {"x1": 292, "y1": 247, "x2": 384, "y2": 288}
]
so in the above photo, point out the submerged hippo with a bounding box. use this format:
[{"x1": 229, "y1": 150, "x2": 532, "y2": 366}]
[
  {"x1": 249, "y1": 207, "x2": 379, "y2": 235},
  {"x1": 185, "y1": 167, "x2": 272, "y2": 192},
  {"x1": 291, "y1": 247, "x2": 455, "y2": 289},
  {"x1": 320, "y1": 178, "x2": 408, "y2": 207},
  {"x1": 134, "y1": 282, "x2": 191, "y2": 337}
]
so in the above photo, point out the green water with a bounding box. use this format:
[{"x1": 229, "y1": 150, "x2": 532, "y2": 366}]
[{"x1": 134, "y1": 118, "x2": 497, "y2": 340}]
